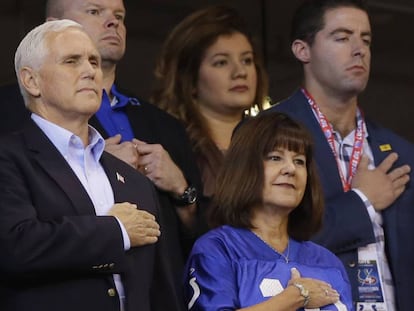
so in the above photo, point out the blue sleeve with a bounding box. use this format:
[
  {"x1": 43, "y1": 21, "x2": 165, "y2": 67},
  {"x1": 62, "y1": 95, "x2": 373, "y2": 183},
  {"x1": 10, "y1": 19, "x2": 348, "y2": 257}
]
[{"x1": 184, "y1": 242, "x2": 239, "y2": 311}]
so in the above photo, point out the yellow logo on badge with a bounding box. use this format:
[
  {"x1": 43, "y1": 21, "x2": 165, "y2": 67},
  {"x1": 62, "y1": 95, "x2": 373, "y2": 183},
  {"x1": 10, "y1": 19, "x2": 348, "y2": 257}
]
[{"x1": 379, "y1": 144, "x2": 392, "y2": 152}]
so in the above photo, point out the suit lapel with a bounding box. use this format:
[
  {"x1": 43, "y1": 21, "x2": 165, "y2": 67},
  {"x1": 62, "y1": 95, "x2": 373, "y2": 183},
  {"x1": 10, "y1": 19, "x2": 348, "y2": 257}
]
[
  {"x1": 289, "y1": 91, "x2": 345, "y2": 193},
  {"x1": 24, "y1": 121, "x2": 96, "y2": 215},
  {"x1": 100, "y1": 152, "x2": 130, "y2": 203},
  {"x1": 366, "y1": 121, "x2": 399, "y2": 262},
  {"x1": 365, "y1": 124, "x2": 393, "y2": 166}
]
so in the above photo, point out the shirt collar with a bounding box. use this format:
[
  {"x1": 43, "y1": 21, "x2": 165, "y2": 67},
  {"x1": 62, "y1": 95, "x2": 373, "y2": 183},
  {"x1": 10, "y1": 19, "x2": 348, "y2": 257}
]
[
  {"x1": 31, "y1": 113, "x2": 105, "y2": 161},
  {"x1": 333, "y1": 108, "x2": 369, "y2": 143},
  {"x1": 103, "y1": 84, "x2": 140, "y2": 110}
]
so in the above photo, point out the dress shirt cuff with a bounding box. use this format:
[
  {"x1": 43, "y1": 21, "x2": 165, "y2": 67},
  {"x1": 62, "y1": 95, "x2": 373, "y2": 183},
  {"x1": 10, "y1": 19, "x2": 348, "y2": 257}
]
[
  {"x1": 352, "y1": 188, "x2": 376, "y2": 222},
  {"x1": 115, "y1": 217, "x2": 131, "y2": 250}
]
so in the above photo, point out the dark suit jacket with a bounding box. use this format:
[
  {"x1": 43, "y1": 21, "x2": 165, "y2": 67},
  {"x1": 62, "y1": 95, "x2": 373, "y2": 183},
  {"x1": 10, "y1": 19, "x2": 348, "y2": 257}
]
[
  {"x1": 268, "y1": 89, "x2": 414, "y2": 310},
  {"x1": 0, "y1": 121, "x2": 181, "y2": 311}
]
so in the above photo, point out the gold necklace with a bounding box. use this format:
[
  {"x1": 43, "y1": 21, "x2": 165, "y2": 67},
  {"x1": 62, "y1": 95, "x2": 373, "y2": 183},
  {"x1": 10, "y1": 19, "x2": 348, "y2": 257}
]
[{"x1": 251, "y1": 231, "x2": 290, "y2": 263}]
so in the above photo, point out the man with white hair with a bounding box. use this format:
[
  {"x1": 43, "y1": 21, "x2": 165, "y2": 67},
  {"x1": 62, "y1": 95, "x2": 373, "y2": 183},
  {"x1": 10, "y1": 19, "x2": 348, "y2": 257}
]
[
  {"x1": 45, "y1": 1, "x2": 203, "y2": 298},
  {"x1": 0, "y1": 19, "x2": 178, "y2": 311},
  {"x1": 0, "y1": 2, "x2": 203, "y2": 307}
]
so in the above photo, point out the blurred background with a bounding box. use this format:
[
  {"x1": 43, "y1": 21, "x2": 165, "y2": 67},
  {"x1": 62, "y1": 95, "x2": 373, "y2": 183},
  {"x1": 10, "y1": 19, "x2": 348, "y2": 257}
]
[{"x1": 1, "y1": 0, "x2": 413, "y2": 141}]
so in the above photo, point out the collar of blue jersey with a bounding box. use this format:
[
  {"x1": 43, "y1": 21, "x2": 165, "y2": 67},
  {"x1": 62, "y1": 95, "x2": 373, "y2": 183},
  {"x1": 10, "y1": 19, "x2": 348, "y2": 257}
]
[{"x1": 103, "y1": 84, "x2": 140, "y2": 110}]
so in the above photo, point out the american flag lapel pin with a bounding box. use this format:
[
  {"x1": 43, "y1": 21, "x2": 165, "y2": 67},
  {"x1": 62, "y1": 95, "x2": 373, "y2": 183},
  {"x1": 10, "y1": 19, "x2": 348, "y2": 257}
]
[
  {"x1": 116, "y1": 172, "x2": 125, "y2": 183},
  {"x1": 379, "y1": 144, "x2": 392, "y2": 152}
]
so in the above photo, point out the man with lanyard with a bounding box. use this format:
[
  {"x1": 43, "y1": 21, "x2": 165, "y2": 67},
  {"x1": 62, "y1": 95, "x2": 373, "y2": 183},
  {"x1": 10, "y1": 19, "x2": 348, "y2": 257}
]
[
  {"x1": 267, "y1": 0, "x2": 414, "y2": 310},
  {"x1": 44, "y1": 0, "x2": 202, "y2": 307}
]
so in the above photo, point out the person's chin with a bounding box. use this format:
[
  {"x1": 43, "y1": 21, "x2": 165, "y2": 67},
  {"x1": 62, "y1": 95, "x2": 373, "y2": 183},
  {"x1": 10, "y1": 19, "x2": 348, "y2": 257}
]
[
  {"x1": 99, "y1": 47, "x2": 125, "y2": 62},
  {"x1": 231, "y1": 98, "x2": 254, "y2": 110},
  {"x1": 79, "y1": 96, "x2": 101, "y2": 111},
  {"x1": 347, "y1": 82, "x2": 368, "y2": 94}
]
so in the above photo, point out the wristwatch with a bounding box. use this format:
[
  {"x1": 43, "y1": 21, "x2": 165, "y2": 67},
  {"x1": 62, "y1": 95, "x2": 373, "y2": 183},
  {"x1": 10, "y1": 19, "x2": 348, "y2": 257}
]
[
  {"x1": 172, "y1": 185, "x2": 197, "y2": 206},
  {"x1": 292, "y1": 282, "x2": 310, "y2": 307}
]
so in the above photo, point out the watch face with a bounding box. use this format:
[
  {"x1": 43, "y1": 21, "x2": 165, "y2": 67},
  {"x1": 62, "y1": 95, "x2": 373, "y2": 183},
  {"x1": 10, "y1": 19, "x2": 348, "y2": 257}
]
[
  {"x1": 175, "y1": 185, "x2": 197, "y2": 206},
  {"x1": 185, "y1": 186, "x2": 197, "y2": 204}
]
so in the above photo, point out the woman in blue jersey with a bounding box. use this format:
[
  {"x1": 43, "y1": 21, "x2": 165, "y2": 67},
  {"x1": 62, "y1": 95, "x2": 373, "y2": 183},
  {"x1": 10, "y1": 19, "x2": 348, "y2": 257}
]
[{"x1": 184, "y1": 112, "x2": 353, "y2": 310}]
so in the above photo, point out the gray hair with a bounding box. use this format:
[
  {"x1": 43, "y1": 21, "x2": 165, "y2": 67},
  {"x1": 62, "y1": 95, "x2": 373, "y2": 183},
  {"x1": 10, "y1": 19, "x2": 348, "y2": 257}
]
[{"x1": 14, "y1": 19, "x2": 83, "y2": 106}]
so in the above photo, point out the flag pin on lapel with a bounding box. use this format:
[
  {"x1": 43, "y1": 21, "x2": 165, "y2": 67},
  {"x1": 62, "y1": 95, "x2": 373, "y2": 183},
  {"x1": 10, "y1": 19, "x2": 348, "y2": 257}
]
[
  {"x1": 116, "y1": 172, "x2": 125, "y2": 183},
  {"x1": 379, "y1": 144, "x2": 392, "y2": 152}
]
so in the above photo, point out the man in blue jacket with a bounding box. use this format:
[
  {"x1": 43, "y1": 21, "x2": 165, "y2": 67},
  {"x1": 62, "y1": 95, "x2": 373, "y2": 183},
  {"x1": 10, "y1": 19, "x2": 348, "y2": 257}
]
[{"x1": 267, "y1": 1, "x2": 413, "y2": 310}]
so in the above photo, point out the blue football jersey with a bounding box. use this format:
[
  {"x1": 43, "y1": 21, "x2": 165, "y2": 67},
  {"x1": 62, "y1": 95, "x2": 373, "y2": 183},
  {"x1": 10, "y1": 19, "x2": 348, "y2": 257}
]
[{"x1": 184, "y1": 225, "x2": 353, "y2": 311}]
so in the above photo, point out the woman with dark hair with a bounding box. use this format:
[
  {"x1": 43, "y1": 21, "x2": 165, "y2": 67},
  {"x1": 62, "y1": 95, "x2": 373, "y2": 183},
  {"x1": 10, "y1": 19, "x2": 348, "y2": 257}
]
[
  {"x1": 151, "y1": 5, "x2": 268, "y2": 209},
  {"x1": 184, "y1": 112, "x2": 353, "y2": 310}
]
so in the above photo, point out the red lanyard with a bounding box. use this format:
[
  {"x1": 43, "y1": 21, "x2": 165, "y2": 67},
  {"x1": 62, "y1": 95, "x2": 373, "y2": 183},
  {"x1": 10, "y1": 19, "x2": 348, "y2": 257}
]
[{"x1": 302, "y1": 88, "x2": 365, "y2": 192}]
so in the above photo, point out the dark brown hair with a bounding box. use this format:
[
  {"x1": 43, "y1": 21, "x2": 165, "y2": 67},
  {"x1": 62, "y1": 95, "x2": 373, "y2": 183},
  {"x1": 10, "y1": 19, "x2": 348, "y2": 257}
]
[
  {"x1": 291, "y1": 0, "x2": 368, "y2": 45},
  {"x1": 151, "y1": 5, "x2": 268, "y2": 187},
  {"x1": 210, "y1": 112, "x2": 323, "y2": 241}
]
